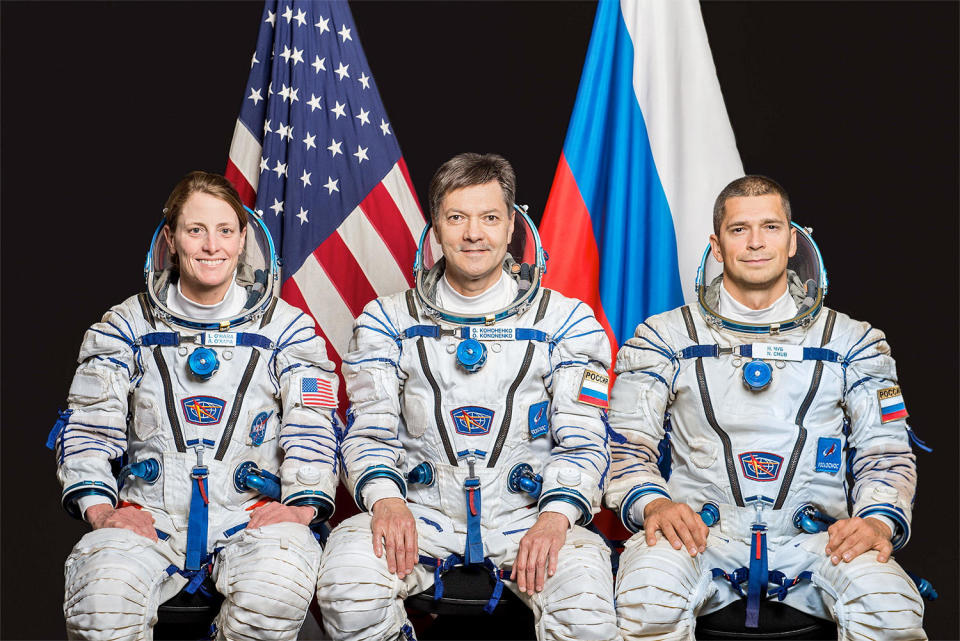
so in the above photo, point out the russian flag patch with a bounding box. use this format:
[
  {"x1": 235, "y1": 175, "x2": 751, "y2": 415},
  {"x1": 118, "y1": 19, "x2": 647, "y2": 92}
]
[
  {"x1": 301, "y1": 377, "x2": 337, "y2": 409},
  {"x1": 576, "y1": 370, "x2": 609, "y2": 409},
  {"x1": 878, "y1": 386, "x2": 908, "y2": 423}
]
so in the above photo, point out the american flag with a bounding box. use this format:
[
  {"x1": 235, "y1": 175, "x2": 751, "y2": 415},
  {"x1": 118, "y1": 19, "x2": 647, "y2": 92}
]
[
  {"x1": 301, "y1": 377, "x2": 337, "y2": 408},
  {"x1": 226, "y1": 1, "x2": 425, "y2": 411}
]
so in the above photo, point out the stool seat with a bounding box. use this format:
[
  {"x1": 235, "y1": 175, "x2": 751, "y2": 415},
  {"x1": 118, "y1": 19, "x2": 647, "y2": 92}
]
[
  {"x1": 153, "y1": 578, "x2": 223, "y2": 641},
  {"x1": 696, "y1": 599, "x2": 837, "y2": 640}
]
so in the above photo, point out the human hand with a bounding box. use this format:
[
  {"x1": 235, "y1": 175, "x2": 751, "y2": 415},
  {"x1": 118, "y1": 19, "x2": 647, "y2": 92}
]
[
  {"x1": 370, "y1": 497, "x2": 417, "y2": 578},
  {"x1": 86, "y1": 504, "x2": 158, "y2": 542},
  {"x1": 510, "y1": 511, "x2": 569, "y2": 595},
  {"x1": 642, "y1": 497, "x2": 709, "y2": 556},
  {"x1": 247, "y1": 501, "x2": 315, "y2": 528},
  {"x1": 824, "y1": 516, "x2": 893, "y2": 564}
]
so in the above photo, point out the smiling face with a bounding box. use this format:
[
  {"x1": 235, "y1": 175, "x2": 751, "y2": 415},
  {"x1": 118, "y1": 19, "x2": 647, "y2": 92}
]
[
  {"x1": 433, "y1": 180, "x2": 515, "y2": 296},
  {"x1": 163, "y1": 191, "x2": 246, "y2": 305},
  {"x1": 709, "y1": 193, "x2": 797, "y2": 307}
]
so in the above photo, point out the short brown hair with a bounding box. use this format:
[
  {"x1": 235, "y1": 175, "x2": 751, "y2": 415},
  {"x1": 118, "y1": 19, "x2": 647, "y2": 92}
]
[
  {"x1": 428, "y1": 153, "x2": 516, "y2": 221},
  {"x1": 163, "y1": 171, "x2": 248, "y2": 231},
  {"x1": 712, "y1": 175, "x2": 791, "y2": 234}
]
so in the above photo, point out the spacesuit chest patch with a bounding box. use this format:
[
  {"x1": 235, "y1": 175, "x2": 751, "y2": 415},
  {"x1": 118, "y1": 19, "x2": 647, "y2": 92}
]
[
  {"x1": 451, "y1": 406, "x2": 494, "y2": 435},
  {"x1": 815, "y1": 437, "x2": 842, "y2": 473},
  {"x1": 738, "y1": 451, "x2": 783, "y2": 481},
  {"x1": 576, "y1": 370, "x2": 609, "y2": 408},
  {"x1": 181, "y1": 396, "x2": 226, "y2": 425},
  {"x1": 528, "y1": 401, "x2": 549, "y2": 439},
  {"x1": 250, "y1": 411, "x2": 272, "y2": 446},
  {"x1": 877, "y1": 386, "x2": 908, "y2": 423}
]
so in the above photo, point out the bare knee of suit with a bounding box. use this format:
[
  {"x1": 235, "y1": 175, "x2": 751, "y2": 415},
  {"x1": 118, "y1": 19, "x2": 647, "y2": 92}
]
[
  {"x1": 213, "y1": 523, "x2": 322, "y2": 641},
  {"x1": 64, "y1": 528, "x2": 183, "y2": 641},
  {"x1": 615, "y1": 534, "x2": 715, "y2": 641}
]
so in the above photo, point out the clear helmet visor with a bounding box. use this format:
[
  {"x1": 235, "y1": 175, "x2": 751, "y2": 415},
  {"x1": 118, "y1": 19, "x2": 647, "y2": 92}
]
[
  {"x1": 144, "y1": 206, "x2": 280, "y2": 329},
  {"x1": 695, "y1": 222, "x2": 828, "y2": 333},
  {"x1": 414, "y1": 204, "x2": 547, "y2": 324}
]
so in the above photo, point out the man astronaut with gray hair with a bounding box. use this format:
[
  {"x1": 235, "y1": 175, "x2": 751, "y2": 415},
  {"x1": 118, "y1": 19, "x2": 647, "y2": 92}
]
[
  {"x1": 50, "y1": 171, "x2": 338, "y2": 640},
  {"x1": 316, "y1": 153, "x2": 619, "y2": 640},
  {"x1": 604, "y1": 175, "x2": 926, "y2": 639}
]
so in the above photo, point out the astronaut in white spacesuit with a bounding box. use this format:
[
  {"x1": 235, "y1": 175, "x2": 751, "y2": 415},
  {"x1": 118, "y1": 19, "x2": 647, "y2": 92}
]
[
  {"x1": 316, "y1": 153, "x2": 619, "y2": 641},
  {"x1": 604, "y1": 175, "x2": 926, "y2": 640},
  {"x1": 50, "y1": 171, "x2": 339, "y2": 641}
]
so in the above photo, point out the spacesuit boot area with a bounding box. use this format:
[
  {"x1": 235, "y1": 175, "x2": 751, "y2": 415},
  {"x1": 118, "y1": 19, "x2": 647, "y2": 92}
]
[
  {"x1": 604, "y1": 180, "x2": 927, "y2": 641},
  {"x1": 51, "y1": 172, "x2": 337, "y2": 641},
  {"x1": 316, "y1": 154, "x2": 619, "y2": 641}
]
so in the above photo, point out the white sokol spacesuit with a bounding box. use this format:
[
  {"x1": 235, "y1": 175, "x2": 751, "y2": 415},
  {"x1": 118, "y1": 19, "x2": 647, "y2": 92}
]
[
  {"x1": 604, "y1": 225, "x2": 926, "y2": 640},
  {"x1": 50, "y1": 211, "x2": 338, "y2": 641},
  {"x1": 316, "y1": 208, "x2": 619, "y2": 641}
]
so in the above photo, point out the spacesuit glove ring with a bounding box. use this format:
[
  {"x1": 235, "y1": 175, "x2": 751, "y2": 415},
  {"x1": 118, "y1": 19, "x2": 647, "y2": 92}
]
[
  {"x1": 643, "y1": 498, "x2": 708, "y2": 556},
  {"x1": 825, "y1": 516, "x2": 893, "y2": 564}
]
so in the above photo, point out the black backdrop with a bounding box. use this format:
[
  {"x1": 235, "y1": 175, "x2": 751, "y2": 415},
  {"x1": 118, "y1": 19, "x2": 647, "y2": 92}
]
[{"x1": 2, "y1": 2, "x2": 957, "y2": 639}]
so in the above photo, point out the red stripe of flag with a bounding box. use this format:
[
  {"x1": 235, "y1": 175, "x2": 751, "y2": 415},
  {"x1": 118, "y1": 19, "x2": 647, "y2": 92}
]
[
  {"x1": 312, "y1": 232, "x2": 379, "y2": 319},
  {"x1": 540, "y1": 154, "x2": 618, "y2": 365},
  {"x1": 883, "y1": 408, "x2": 908, "y2": 421},
  {"x1": 359, "y1": 182, "x2": 419, "y2": 286},
  {"x1": 225, "y1": 159, "x2": 257, "y2": 208}
]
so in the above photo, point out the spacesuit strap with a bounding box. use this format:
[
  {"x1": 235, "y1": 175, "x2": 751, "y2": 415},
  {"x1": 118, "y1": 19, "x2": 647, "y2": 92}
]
[
  {"x1": 773, "y1": 309, "x2": 837, "y2": 510},
  {"x1": 214, "y1": 349, "x2": 262, "y2": 461},
  {"x1": 745, "y1": 524, "x2": 769, "y2": 628},
  {"x1": 680, "y1": 306, "x2": 745, "y2": 507},
  {"x1": 405, "y1": 288, "x2": 418, "y2": 318},
  {"x1": 137, "y1": 292, "x2": 156, "y2": 329},
  {"x1": 151, "y1": 347, "x2": 188, "y2": 453}
]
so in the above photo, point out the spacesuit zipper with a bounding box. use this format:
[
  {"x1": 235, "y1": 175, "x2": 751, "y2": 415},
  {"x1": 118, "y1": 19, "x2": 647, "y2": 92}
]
[
  {"x1": 152, "y1": 346, "x2": 187, "y2": 453},
  {"x1": 774, "y1": 310, "x2": 837, "y2": 509},
  {"x1": 681, "y1": 306, "x2": 744, "y2": 506},
  {"x1": 215, "y1": 350, "x2": 261, "y2": 461},
  {"x1": 488, "y1": 291, "x2": 550, "y2": 468}
]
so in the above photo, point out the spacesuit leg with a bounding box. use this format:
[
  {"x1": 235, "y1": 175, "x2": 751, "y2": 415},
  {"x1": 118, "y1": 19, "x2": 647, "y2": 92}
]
[
  {"x1": 315, "y1": 513, "x2": 442, "y2": 641},
  {"x1": 799, "y1": 533, "x2": 926, "y2": 641},
  {"x1": 615, "y1": 532, "x2": 720, "y2": 641},
  {"x1": 505, "y1": 526, "x2": 619, "y2": 641},
  {"x1": 64, "y1": 528, "x2": 186, "y2": 641},
  {"x1": 211, "y1": 522, "x2": 322, "y2": 641}
]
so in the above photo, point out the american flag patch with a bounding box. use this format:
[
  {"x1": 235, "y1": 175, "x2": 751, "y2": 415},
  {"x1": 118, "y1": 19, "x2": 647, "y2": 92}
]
[
  {"x1": 301, "y1": 377, "x2": 337, "y2": 409},
  {"x1": 878, "y1": 386, "x2": 908, "y2": 423},
  {"x1": 576, "y1": 370, "x2": 609, "y2": 409}
]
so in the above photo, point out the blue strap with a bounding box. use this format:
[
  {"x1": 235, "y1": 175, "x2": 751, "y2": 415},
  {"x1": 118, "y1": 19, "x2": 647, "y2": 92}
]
[
  {"x1": 185, "y1": 468, "x2": 209, "y2": 571},
  {"x1": 480, "y1": 558, "x2": 505, "y2": 614},
  {"x1": 768, "y1": 570, "x2": 813, "y2": 601},
  {"x1": 223, "y1": 522, "x2": 248, "y2": 538},
  {"x1": 679, "y1": 345, "x2": 719, "y2": 359},
  {"x1": 404, "y1": 325, "x2": 440, "y2": 339},
  {"x1": 515, "y1": 328, "x2": 548, "y2": 342},
  {"x1": 464, "y1": 478, "x2": 484, "y2": 565},
  {"x1": 235, "y1": 333, "x2": 273, "y2": 349},
  {"x1": 46, "y1": 409, "x2": 74, "y2": 450},
  {"x1": 745, "y1": 525, "x2": 768, "y2": 628},
  {"x1": 710, "y1": 567, "x2": 749, "y2": 597},
  {"x1": 141, "y1": 332, "x2": 180, "y2": 346}
]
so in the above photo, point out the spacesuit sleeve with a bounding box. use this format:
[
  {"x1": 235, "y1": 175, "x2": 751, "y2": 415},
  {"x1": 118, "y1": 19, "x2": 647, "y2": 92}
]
[
  {"x1": 340, "y1": 298, "x2": 407, "y2": 512},
  {"x1": 539, "y1": 300, "x2": 612, "y2": 526},
  {"x1": 603, "y1": 316, "x2": 679, "y2": 532},
  {"x1": 52, "y1": 305, "x2": 140, "y2": 519},
  {"x1": 273, "y1": 311, "x2": 341, "y2": 521},
  {"x1": 839, "y1": 322, "x2": 918, "y2": 550}
]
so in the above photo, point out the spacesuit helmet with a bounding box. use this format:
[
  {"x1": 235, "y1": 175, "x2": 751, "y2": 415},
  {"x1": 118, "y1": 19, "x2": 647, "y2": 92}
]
[
  {"x1": 144, "y1": 174, "x2": 279, "y2": 330},
  {"x1": 413, "y1": 203, "x2": 546, "y2": 325},
  {"x1": 695, "y1": 221, "x2": 828, "y2": 334}
]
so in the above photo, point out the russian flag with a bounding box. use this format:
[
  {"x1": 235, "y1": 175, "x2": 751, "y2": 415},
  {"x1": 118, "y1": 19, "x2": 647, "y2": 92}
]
[{"x1": 540, "y1": 0, "x2": 744, "y2": 360}]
